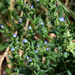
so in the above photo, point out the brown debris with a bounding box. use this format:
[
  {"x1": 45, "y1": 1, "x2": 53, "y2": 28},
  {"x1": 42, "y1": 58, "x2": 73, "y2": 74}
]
[
  {"x1": 42, "y1": 57, "x2": 46, "y2": 63},
  {"x1": 0, "y1": 47, "x2": 10, "y2": 75}
]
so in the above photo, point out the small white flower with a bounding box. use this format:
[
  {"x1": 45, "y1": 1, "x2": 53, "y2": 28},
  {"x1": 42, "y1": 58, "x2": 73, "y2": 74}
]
[
  {"x1": 36, "y1": 0, "x2": 39, "y2": 1},
  {"x1": 0, "y1": 25, "x2": 3, "y2": 28},
  {"x1": 24, "y1": 39, "x2": 28, "y2": 43},
  {"x1": 13, "y1": 33, "x2": 17, "y2": 37},
  {"x1": 29, "y1": 26, "x2": 32, "y2": 29},
  {"x1": 26, "y1": 56, "x2": 29, "y2": 59},
  {"x1": 41, "y1": 22, "x2": 44, "y2": 25},
  {"x1": 59, "y1": 17, "x2": 64, "y2": 22},
  {"x1": 44, "y1": 41, "x2": 48, "y2": 44}
]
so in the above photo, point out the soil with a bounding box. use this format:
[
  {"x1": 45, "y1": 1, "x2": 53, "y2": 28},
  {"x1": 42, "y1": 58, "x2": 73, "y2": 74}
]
[{"x1": 1, "y1": 58, "x2": 7, "y2": 75}]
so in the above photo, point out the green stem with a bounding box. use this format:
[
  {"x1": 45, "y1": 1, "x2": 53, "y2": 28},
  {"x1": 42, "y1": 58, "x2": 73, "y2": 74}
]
[
  {"x1": 45, "y1": 34, "x2": 55, "y2": 42},
  {"x1": 57, "y1": 0, "x2": 75, "y2": 19},
  {"x1": 63, "y1": 8, "x2": 74, "y2": 33},
  {"x1": 0, "y1": 19, "x2": 5, "y2": 26},
  {"x1": 17, "y1": 68, "x2": 19, "y2": 75}
]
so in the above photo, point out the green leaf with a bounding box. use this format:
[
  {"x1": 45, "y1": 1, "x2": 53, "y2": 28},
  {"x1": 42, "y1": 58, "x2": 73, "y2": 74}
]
[
  {"x1": 57, "y1": 6, "x2": 64, "y2": 17},
  {"x1": 63, "y1": 8, "x2": 74, "y2": 33},
  {"x1": 67, "y1": 70, "x2": 72, "y2": 75},
  {"x1": 0, "y1": 43, "x2": 7, "y2": 51},
  {"x1": 64, "y1": 52, "x2": 69, "y2": 58},
  {"x1": 57, "y1": 0, "x2": 75, "y2": 19}
]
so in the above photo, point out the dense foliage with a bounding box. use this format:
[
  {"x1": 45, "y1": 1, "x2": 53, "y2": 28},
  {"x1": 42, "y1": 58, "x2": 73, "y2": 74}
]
[{"x1": 0, "y1": 0, "x2": 75, "y2": 75}]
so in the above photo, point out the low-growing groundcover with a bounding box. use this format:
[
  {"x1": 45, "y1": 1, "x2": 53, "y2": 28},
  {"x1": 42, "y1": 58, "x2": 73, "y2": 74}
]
[{"x1": 0, "y1": 0, "x2": 75, "y2": 75}]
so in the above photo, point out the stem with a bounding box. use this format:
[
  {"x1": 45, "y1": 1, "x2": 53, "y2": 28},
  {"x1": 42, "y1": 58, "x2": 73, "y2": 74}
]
[
  {"x1": 17, "y1": 68, "x2": 20, "y2": 75},
  {"x1": 0, "y1": 19, "x2": 5, "y2": 26},
  {"x1": 63, "y1": 8, "x2": 74, "y2": 33},
  {"x1": 10, "y1": 0, "x2": 13, "y2": 30},
  {"x1": 60, "y1": 52, "x2": 70, "y2": 75}
]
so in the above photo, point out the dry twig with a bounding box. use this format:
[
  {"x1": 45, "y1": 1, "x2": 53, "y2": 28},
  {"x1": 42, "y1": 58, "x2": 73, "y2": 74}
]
[{"x1": 0, "y1": 47, "x2": 10, "y2": 75}]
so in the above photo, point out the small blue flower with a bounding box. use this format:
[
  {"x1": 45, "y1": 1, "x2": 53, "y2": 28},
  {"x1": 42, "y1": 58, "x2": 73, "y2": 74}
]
[
  {"x1": 0, "y1": 25, "x2": 3, "y2": 28},
  {"x1": 29, "y1": 3, "x2": 30, "y2": 5},
  {"x1": 25, "y1": 3, "x2": 27, "y2": 6},
  {"x1": 11, "y1": 47, "x2": 15, "y2": 51},
  {"x1": 22, "y1": 40, "x2": 24, "y2": 42},
  {"x1": 35, "y1": 51, "x2": 38, "y2": 53},
  {"x1": 59, "y1": 17, "x2": 64, "y2": 22},
  {"x1": 23, "y1": 39, "x2": 28, "y2": 43},
  {"x1": 31, "y1": 5, "x2": 34, "y2": 8},
  {"x1": 29, "y1": 26, "x2": 32, "y2": 29},
  {"x1": 53, "y1": 4, "x2": 56, "y2": 6},
  {"x1": 46, "y1": 48, "x2": 50, "y2": 51},
  {"x1": 13, "y1": 33, "x2": 17, "y2": 37},
  {"x1": 44, "y1": 41, "x2": 48, "y2": 44},
  {"x1": 20, "y1": 19, "x2": 23, "y2": 22},
  {"x1": 18, "y1": 22, "x2": 21, "y2": 24},
  {"x1": 26, "y1": 56, "x2": 29, "y2": 59},
  {"x1": 41, "y1": 22, "x2": 44, "y2": 25},
  {"x1": 36, "y1": 0, "x2": 39, "y2": 1},
  {"x1": 17, "y1": 40, "x2": 19, "y2": 42},
  {"x1": 37, "y1": 45, "x2": 39, "y2": 47},
  {"x1": 4, "y1": 27, "x2": 6, "y2": 29},
  {"x1": 38, "y1": 49, "x2": 39, "y2": 50},
  {"x1": 29, "y1": 58, "x2": 32, "y2": 62},
  {"x1": 37, "y1": 56, "x2": 39, "y2": 57},
  {"x1": 27, "y1": 61, "x2": 28, "y2": 62}
]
